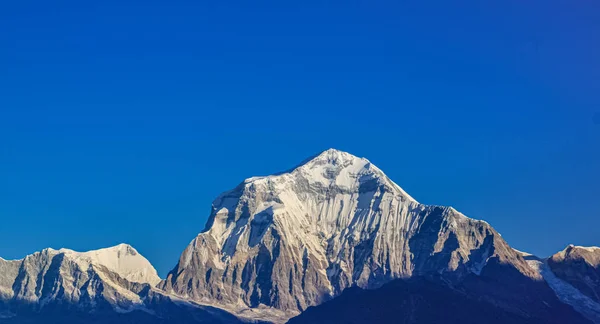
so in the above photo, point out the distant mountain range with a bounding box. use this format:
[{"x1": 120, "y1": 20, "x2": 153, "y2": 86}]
[{"x1": 1, "y1": 149, "x2": 598, "y2": 323}]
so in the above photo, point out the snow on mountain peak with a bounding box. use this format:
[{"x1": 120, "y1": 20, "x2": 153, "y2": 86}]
[
  {"x1": 297, "y1": 148, "x2": 417, "y2": 202},
  {"x1": 301, "y1": 148, "x2": 366, "y2": 166},
  {"x1": 567, "y1": 245, "x2": 600, "y2": 252},
  {"x1": 552, "y1": 245, "x2": 600, "y2": 268},
  {"x1": 237, "y1": 148, "x2": 416, "y2": 203},
  {"x1": 56, "y1": 244, "x2": 160, "y2": 285},
  {"x1": 203, "y1": 149, "x2": 420, "y2": 250}
]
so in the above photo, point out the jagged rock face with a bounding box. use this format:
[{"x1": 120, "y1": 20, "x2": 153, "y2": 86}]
[
  {"x1": 0, "y1": 245, "x2": 156, "y2": 312},
  {"x1": 161, "y1": 149, "x2": 536, "y2": 315},
  {"x1": 548, "y1": 245, "x2": 600, "y2": 303},
  {"x1": 0, "y1": 258, "x2": 20, "y2": 301}
]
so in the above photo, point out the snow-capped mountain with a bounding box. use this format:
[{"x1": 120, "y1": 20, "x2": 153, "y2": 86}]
[
  {"x1": 1, "y1": 149, "x2": 598, "y2": 324},
  {"x1": 57, "y1": 243, "x2": 162, "y2": 286},
  {"x1": 0, "y1": 244, "x2": 245, "y2": 324},
  {"x1": 160, "y1": 149, "x2": 539, "y2": 319},
  {"x1": 0, "y1": 244, "x2": 157, "y2": 310}
]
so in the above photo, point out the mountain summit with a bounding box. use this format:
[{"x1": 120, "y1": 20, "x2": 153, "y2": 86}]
[
  {"x1": 281, "y1": 148, "x2": 416, "y2": 202},
  {"x1": 160, "y1": 149, "x2": 538, "y2": 319}
]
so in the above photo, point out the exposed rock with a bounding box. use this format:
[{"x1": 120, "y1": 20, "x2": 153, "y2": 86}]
[
  {"x1": 3, "y1": 149, "x2": 595, "y2": 324},
  {"x1": 161, "y1": 149, "x2": 537, "y2": 319},
  {"x1": 548, "y1": 245, "x2": 600, "y2": 303},
  {"x1": 523, "y1": 252, "x2": 600, "y2": 324}
]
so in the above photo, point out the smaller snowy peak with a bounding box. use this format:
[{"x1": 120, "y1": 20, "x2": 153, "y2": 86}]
[
  {"x1": 551, "y1": 245, "x2": 600, "y2": 267},
  {"x1": 59, "y1": 243, "x2": 161, "y2": 285},
  {"x1": 570, "y1": 245, "x2": 600, "y2": 252},
  {"x1": 7, "y1": 244, "x2": 161, "y2": 286},
  {"x1": 59, "y1": 243, "x2": 138, "y2": 257},
  {"x1": 559, "y1": 245, "x2": 600, "y2": 255}
]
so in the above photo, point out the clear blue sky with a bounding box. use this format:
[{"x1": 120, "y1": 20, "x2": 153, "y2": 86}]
[{"x1": 1, "y1": 0, "x2": 598, "y2": 276}]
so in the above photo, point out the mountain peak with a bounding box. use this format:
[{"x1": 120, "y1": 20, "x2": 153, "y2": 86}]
[
  {"x1": 570, "y1": 245, "x2": 600, "y2": 252},
  {"x1": 559, "y1": 244, "x2": 600, "y2": 257},
  {"x1": 295, "y1": 148, "x2": 367, "y2": 170},
  {"x1": 309, "y1": 148, "x2": 365, "y2": 162},
  {"x1": 298, "y1": 149, "x2": 416, "y2": 202},
  {"x1": 18, "y1": 244, "x2": 161, "y2": 285},
  {"x1": 550, "y1": 244, "x2": 600, "y2": 271},
  {"x1": 236, "y1": 148, "x2": 416, "y2": 204},
  {"x1": 58, "y1": 243, "x2": 137, "y2": 255},
  {"x1": 63, "y1": 244, "x2": 160, "y2": 285}
]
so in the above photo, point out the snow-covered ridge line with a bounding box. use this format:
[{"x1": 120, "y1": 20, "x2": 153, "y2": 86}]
[
  {"x1": 0, "y1": 256, "x2": 23, "y2": 262},
  {"x1": 513, "y1": 248, "x2": 536, "y2": 258},
  {"x1": 514, "y1": 245, "x2": 600, "y2": 261},
  {"x1": 566, "y1": 245, "x2": 600, "y2": 252},
  {"x1": 231, "y1": 148, "x2": 417, "y2": 203},
  {"x1": 552, "y1": 244, "x2": 600, "y2": 261},
  {"x1": 1, "y1": 243, "x2": 161, "y2": 285}
]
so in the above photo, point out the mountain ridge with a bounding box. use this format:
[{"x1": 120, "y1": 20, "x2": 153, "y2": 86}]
[
  {"x1": 160, "y1": 148, "x2": 540, "y2": 321},
  {"x1": 1, "y1": 148, "x2": 598, "y2": 323}
]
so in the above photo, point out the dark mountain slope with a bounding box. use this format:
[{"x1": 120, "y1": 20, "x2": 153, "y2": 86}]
[{"x1": 289, "y1": 273, "x2": 591, "y2": 324}]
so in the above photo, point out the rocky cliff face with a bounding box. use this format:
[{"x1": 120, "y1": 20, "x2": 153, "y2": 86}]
[
  {"x1": 516, "y1": 247, "x2": 600, "y2": 324},
  {"x1": 160, "y1": 149, "x2": 537, "y2": 317},
  {"x1": 0, "y1": 244, "x2": 157, "y2": 312},
  {"x1": 548, "y1": 245, "x2": 600, "y2": 303}
]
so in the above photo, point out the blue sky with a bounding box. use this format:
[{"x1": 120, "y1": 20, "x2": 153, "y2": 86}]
[{"x1": 1, "y1": 0, "x2": 598, "y2": 276}]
